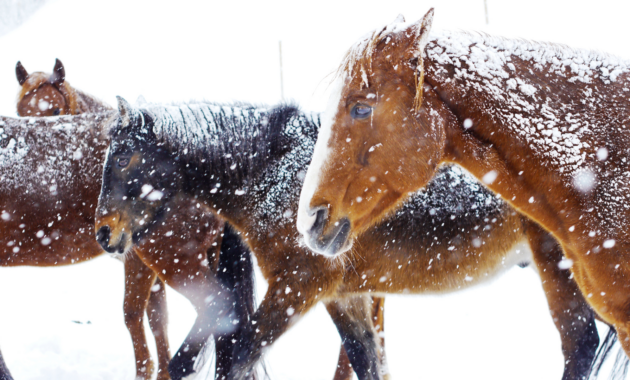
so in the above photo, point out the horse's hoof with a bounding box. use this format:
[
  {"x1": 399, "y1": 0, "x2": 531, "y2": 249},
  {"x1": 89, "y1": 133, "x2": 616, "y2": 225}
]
[
  {"x1": 156, "y1": 369, "x2": 172, "y2": 380},
  {"x1": 135, "y1": 359, "x2": 155, "y2": 380}
]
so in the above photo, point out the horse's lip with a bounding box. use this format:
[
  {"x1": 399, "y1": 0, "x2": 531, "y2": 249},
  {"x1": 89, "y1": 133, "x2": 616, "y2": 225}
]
[
  {"x1": 308, "y1": 217, "x2": 352, "y2": 257},
  {"x1": 324, "y1": 219, "x2": 351, "y2": 256}
]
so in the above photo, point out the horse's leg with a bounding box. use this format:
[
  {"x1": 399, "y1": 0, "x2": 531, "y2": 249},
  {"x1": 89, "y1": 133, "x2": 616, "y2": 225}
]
[
  {"x1": 228, "y1": 278, "x2": 329, "y2": 380},
  {"x1": 124, "y1": 251, "x2": 160, "y2": 380},
  {"x1": 0, "y1": 348, "x2": 14, "y2": 380},
  {"x1": 526, "y1": 222, "x2": 599, "y2": 380},
  {"x1": 332, "y1": 296, "x2": 387, "y2": 380},
  {"x1": 146, "y1": 277, "x2": 171, "y2": 380},
  {"x1": 371, "y1": 297, "x2": 389, "y2": 380},
  {"x1": 214, "y1": 224, "x2": 257, "y2": 380},
  {"x1": 169, "y1": 226, "x2": 256, "y2": 380},
  {"x1": 333, "y1": 347, "x2": 353, "y2": 380},
  {"x1": 326, "y1": 296, "x2": 382, "y2": 380},
  {"x1": 167, "y1": 270, "x2": 225, "y2": 380}
]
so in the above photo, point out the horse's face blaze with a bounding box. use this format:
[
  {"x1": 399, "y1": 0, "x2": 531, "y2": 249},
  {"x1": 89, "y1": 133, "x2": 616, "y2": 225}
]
[
  {"x1": 298, "y1": 9, "x2": 439, "y2": 256},
  {"x1": 96, "y1": 110, "x2": 179, "y2": 255},
  {"x1": 17, "y1": 83, "x2": 67, "y2": 117}
]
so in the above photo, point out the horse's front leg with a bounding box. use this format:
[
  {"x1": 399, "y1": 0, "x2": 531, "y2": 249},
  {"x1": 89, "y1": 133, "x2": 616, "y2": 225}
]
[
  {"x1": 227, "y1": 278, "x2": 327, "y2": 380},
  {"x1": 326, "y1": 296, "x2": 383, "y2": 380},
  {"x1": 124, "y1": 251, "x2": 162, "y2": 380},
  {"x1": 526, "y1": 223, "x2": 599, "y2": 380},
  {"x1": 0, "y1": 348, "x2": 14, "y2": 380},
  {"x1": 168, "y1": 268, "x2": 235, "y2": 380},
  {"x1": 145, "y1": 277, "x2": 171, "y2": 380}
]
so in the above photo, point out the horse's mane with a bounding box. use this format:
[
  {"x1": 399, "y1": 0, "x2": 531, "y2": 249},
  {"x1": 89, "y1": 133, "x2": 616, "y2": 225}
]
[
  {"x1": 138, "y1": 101, "x2": 319, "y2": 183},
  {"x1": 338, "y1": 17, "x2": 630, "y2": 105},
  {"x1": 428, "y1": 29, "x2": 630, "y2": 84},
  {"x1": 336, "y1": 15, "x2": 408, "y2": 88}
]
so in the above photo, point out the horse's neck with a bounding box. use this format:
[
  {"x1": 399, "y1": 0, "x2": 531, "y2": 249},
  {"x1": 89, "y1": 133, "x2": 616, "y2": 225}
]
[
  {"x1": 425, "y1": 33, "x2": 630, "y2": 241},
  {"x1": 190, "y1": 110, "x2": 318, "y2": 237}
]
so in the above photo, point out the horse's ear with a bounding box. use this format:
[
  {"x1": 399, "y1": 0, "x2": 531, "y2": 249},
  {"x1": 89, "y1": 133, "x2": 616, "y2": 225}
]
[
  {"x1": 410, "y1": 8, "x2": 434, "y2": 59},
  {"x1": 16, "y1": 61, "x2": 28, "y2": 86},
  {"x1": 399, "y1": 8, "x2": 433, "y2": 110},
  {"x1": 117, "y1": 96, "x2": 142, "y2": 128},
  {"x1": 50, "y1": 58, "x2": 65, "y2": 85}
]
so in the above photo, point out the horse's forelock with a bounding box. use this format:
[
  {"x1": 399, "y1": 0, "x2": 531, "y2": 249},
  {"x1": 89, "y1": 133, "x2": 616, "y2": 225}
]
[
  {"x1": 335, "y1": 17, "x2": 426, "y2": 111},
  {"x1": 336, "y1": 17, "x2": 415, "y2": 88}
]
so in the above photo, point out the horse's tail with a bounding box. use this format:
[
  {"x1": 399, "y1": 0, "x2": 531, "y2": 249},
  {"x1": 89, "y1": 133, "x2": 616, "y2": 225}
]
[{"x1": 589, "y1": 327, "x2": 630, "y2": 380}]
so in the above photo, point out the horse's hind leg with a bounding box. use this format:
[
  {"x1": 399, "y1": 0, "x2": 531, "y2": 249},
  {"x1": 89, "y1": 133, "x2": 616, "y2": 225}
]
[
  {"x1": 124, "y1": 251, "x2": 162, "y2": 380},
  {"x1": 146, "y1": 277, "x2": 172, "y2": 380},
  {"x1": 326, "y1": 296, "x2": 383, "y2": 380},
  {"x1": 333, "y1": 296, "x2": 388, "y2": 380},
  {"x1": 0, "y1": 348, "x2": 14, "y2": 380},
  {"x1": 526, "y1": 222, "x2": 599, "y2": 380}
]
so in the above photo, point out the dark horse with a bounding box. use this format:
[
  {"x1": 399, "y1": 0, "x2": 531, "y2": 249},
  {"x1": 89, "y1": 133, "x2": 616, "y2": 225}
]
[
  {"x1": 96, "y1": 98, "x2": 606, "y2": 380},
  {"x1": 0, "y1": 112, "x2": 255, "y2": 380}
]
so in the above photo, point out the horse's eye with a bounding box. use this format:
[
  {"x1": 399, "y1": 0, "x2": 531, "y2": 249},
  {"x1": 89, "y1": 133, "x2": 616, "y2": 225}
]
[
  {"x1": 53, "y1": 108, "x2": 61, "y2": 116},
  {"x1": 351, "y1": 104, "x2": 372, "y2": 119},
  {"x1": 118, "y1": 158, "x2": 129, "y2": 168}
]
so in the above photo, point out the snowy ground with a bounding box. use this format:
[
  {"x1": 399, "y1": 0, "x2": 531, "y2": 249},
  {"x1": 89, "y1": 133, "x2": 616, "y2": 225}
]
[{"x1": 1, "y1": 0, "x2": 630, "y2": 379}]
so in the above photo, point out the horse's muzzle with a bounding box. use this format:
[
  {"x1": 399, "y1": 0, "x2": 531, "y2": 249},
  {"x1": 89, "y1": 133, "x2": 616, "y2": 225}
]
[
  {"x1": 96, "y1": 225, "x2": 126, "y2": 254},
  {"x1": 302, "y1": 207, "x2": 352, "y2": 257}
]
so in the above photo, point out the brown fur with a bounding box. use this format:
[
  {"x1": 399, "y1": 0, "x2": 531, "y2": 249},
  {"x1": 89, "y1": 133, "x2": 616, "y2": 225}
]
[
  {"x1": 301, "y1": 8, "x2": 630, "y2": 364},
  {"x1": 0, "y1": 112, "x2": 227, "y2": 380},
  {"x1": 15, "y1": 59, "x2": 111, "y2": 117}
]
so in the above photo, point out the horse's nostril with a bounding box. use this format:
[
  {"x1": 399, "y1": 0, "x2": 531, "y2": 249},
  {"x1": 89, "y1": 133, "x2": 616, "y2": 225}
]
[
  {"x1": 306, "y1": 206, "x2": 328, "y2": 235},
  {"x1": 96, "y1": 225, "x2": 110, "y2": 248}
]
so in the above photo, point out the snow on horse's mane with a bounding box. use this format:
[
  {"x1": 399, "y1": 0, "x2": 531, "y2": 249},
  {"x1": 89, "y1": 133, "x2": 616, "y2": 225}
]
[
  {"x1": 428, "y1": 30, "x2": 630, "y2": 85},
  {"x1": 427, "y1": 30, "x2": 630, "y2": 176}
]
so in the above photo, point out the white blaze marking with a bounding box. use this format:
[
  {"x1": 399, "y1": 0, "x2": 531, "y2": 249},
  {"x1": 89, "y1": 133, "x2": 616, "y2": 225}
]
[{"x1": 297, "y1": 76, "x2": 344, "y2": 240}]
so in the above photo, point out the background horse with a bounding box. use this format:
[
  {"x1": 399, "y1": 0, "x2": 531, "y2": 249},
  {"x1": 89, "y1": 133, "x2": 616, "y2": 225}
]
[
  {"x1": 15, "y1": 59, "x2": 110, "y2": 116},
  {"x1": 96, "y1": 99, "x2": 606, "y2": 380},
  {"x1": 0, "y1": 112, "x2": 257, "y2": 380},
  {"x1": 296, "y1": 8, "x2": 630, "y2": 363}
]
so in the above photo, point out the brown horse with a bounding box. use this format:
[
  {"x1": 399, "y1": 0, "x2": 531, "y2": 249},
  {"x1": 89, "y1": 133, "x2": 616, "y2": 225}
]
[
  {"x1": 297, "y1": 8, "x2": 630, "y2": 360},
  {"x1": 16, "y1": 59, "x2": 110, "y2": 116},
  {"x1": 0, "y1": 112, "x2": 259, "y2": 380},
  {"x1": 96, "y1": 99, "x2": 604, "y2": 380},
  {"x1": 12, "y1": 59, "x2": 362, "y2": 380}
]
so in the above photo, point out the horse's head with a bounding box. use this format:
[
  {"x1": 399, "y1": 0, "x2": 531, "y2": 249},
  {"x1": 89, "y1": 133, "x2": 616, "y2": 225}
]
[
  {"x1": 16, "y1": 59, "x2": 76, "y2": 117},
  {"x1": 95, "y1": 97, "x2": 181, "y2": 254},
  {"x1": 297, "y1": 9, "x2": 445, "y2": 257}
]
